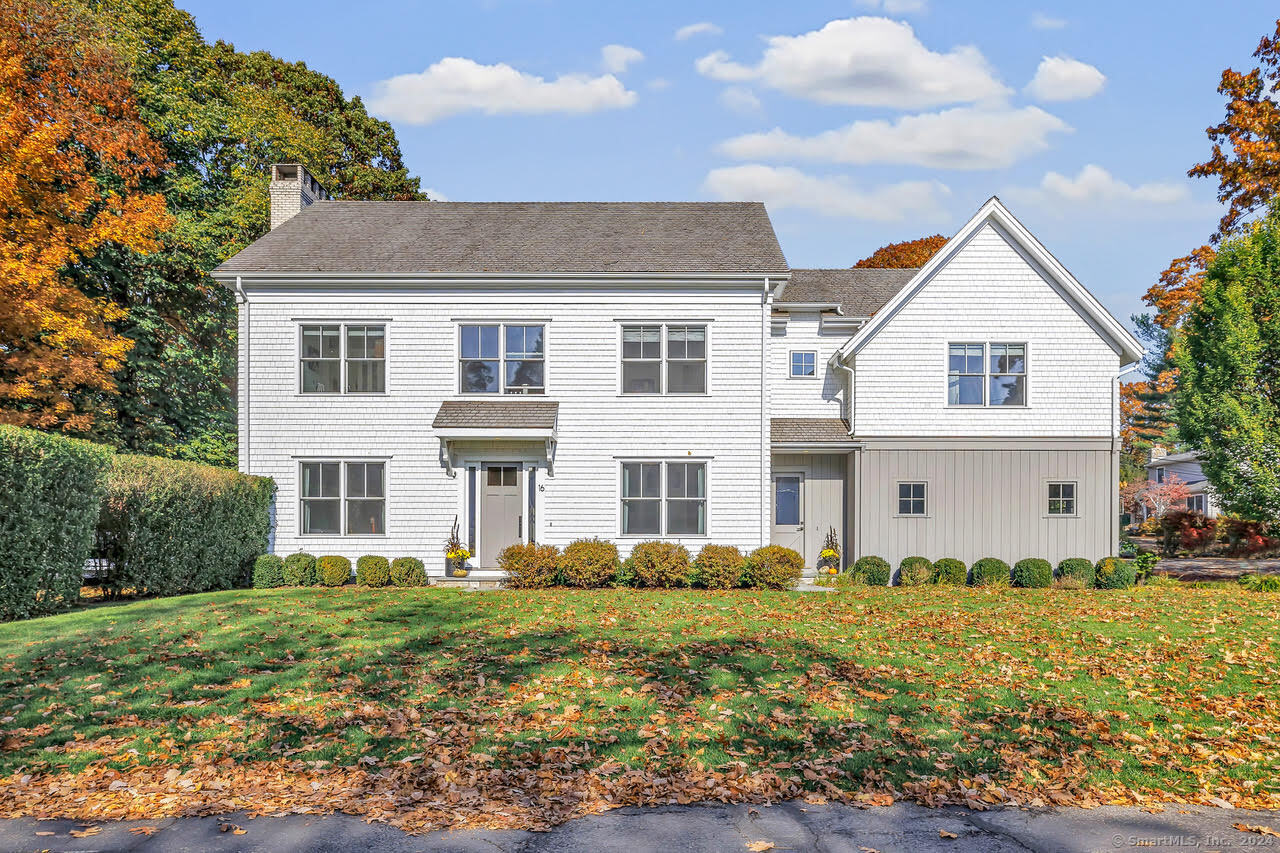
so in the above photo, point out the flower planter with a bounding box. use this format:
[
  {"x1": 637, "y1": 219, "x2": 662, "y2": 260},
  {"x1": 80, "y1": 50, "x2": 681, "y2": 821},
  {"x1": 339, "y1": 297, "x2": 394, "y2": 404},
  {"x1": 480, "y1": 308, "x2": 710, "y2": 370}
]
[{"x1": 444, "y1": 559, "x2": 469, "y2": 578}]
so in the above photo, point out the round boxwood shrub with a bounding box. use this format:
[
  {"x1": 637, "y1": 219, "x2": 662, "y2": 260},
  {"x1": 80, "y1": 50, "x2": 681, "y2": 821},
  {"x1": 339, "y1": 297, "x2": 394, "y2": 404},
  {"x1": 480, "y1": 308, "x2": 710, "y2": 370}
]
[
  {"x1": 356, "y1": 555, "x2": 391, "y2": 587},
  {"x1": 1056, "y1": 557, "x2": 1095, "y2": 587},
  {"x1": 252, "y1": 554, "x2": 285, "y2": 588},
  {"x1": 499, "y1": 542, "x2": 561, "y2": 589},
  {"x1": 852, "y1": 555, "x2": 891, "y2": 586},
  {"x1": 389, "y1": 557, "x2": 427, "y2": 587},
  {"x1": 970, "y1": 557, "x2": 1011, "y2": 587},
  {"x1": 694, "y1": 544, "x2": 746, "y2": 590},
  {"x1": 744, "y1": 545, "x2": 802, "y2": 590},
  {"x1": 1012, "y1": 558, "x2": 1052, "y2": 588},
  {"x1": 897, "y1": 556, "x2": 932, "y2": 587},
  {"x1": 1094, "y1": 556, "x2": 1137, "y2": 589},
  {"x1": 930, "y1": 558, "x2": 968, "y2": 586},
  {"x1": 559, "y1": 538, "x2": 620, "y2": 588},
  {"x1": 316, "y1": 555, "x2": 352, "y2": 587},
  {"x1": 283, "y1": 552, "x2": 317, "y2": 586},
  {"x1": 630, "y1": 541, "x2": 692, "y2": 588}
]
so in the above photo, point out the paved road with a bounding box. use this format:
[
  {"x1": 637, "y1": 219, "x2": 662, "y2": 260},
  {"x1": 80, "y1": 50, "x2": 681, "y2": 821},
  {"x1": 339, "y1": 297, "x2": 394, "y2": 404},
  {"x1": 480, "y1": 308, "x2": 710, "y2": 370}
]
[{"x1": 3, "y1": 801, "x2": 1278, "y2": 852}]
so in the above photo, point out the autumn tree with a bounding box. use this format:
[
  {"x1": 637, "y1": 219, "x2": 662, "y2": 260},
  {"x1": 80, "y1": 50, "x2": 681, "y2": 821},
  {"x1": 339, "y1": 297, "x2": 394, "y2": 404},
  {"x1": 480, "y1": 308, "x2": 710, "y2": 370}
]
[
  {"x1": 1121, "y1": 473, "x2": 1191, "y2": 520},
  {"x1": 1173, "y1": 203, "x2": 1280, "y2": 521},
  {"x1": 0, "y1": 0, "x2": 170, "y2": 432},
  {"x1": 853, "y1": 235, "x2": 946, "y2": 269}
]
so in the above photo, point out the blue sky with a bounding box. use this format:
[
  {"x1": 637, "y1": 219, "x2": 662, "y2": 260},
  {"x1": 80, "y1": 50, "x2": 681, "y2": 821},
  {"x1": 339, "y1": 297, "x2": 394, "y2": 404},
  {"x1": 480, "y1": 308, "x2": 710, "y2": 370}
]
[{"x1": 183, "y1": 0, "x2": 1277, "y2": 328}]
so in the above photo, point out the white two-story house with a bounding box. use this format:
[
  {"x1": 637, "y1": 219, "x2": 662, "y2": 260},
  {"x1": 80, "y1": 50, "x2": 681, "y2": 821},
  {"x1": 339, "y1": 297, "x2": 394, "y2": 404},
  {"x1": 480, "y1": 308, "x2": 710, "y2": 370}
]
[{"x1": 213, "y1": 164, "x2": 1142, "y2": 578}]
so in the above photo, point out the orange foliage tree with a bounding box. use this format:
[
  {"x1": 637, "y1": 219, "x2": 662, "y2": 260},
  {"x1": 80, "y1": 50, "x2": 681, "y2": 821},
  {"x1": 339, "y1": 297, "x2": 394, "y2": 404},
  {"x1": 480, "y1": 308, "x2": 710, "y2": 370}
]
[
  {"x1": 853, "y1": 235, "x2": 947, "y2": 269},
  {"x1": 0, "y1": 0, "x2": 169, "y2": 432}
]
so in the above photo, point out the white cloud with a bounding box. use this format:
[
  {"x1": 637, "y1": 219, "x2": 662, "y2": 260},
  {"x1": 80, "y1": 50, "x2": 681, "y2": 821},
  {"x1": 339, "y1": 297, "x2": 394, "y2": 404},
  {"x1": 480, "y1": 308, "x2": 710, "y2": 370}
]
[
  {"x1": 1009, "y1": 165, "x2": 1189, "y2": 208},
  {"x1": 720, "y1": 86, "x2": 763, "y2": 115},
  {"x1": 601, "y1": 44, "x2": 644, "y2": 73},
  {"x1": 368, "y1": 57, "x2": 637, "y2": 124},
  {"x1": 1030, "y1": 12, "x2": 1067, "y2": 29},
  {"x1": 647, "y1": 77, "x2": 672, "y2": 90},
  {"x1": 703, "y1": 164, "x2": 950, "y2": 222},
  {"x1": 856, "y1": 0, "x2": 928, "y2": 13},
  {"x1": 1025, "y1": 55, "x2": 1105, "y2": 101},
  {"x1": 675, "y1": 21, "x2": 722, "y2": 40},
  {"x1": 423, "y1": 188, "x2": 449, "y2": 202},
  {"x1": 695, "y1": 17, "x2": 1008, "y2": 109},
  {"x1": 718, "y1": 105, "x2": 1069, "y2": 170}
]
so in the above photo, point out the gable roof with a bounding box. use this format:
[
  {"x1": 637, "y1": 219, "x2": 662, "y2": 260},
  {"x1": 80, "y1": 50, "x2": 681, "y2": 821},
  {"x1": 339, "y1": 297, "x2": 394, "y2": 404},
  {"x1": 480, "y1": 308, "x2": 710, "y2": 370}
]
[
  {"x1": 778, "y1": 268, "x2": 917, "y2": 317},
  {"x1": 835, "y1": 197, "x2": 1144, "y2": 366},
  {"x1": 213, "y1": 201, "x2": 789, "y2": 277}
]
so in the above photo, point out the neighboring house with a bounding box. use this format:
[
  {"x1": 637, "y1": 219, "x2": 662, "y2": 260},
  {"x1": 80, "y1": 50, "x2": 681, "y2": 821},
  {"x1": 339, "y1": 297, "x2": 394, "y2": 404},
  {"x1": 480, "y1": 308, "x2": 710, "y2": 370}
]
[
  {"x1": 212, "y1": 164, "x2": 1143, "y2": 578},
  {"x1": 1144, "y1": 446, "x2": 1221, "y2": 518}
]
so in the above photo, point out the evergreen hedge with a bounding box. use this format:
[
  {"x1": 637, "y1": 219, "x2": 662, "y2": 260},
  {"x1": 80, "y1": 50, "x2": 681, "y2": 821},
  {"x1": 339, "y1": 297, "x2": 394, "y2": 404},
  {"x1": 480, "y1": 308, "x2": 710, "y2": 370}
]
[
  {"x1": 1012, "y1": 558, "x2": 1053, "y2": 588},
  {"x1": 389, "y1": 556, "x2": 427, "y2": 587},
  {"x1": 96, "y1": 454, "x2": 275, "y2": 597},
  {"x1": 0, "y1": 426, "x2": 112, "y2": 620},
  {"x1": 356, "y1": 555, "x2": 390, "y2": 587},
  {"x1": 1056, "y1": 558, "x2": 1096, "y2": 587},
  {"x1": 930, "y1": 558, "x2": 968, "y2": 586},
  {"x1": 852, "y1": 555, "x2": 891, "y2": 586},
  {"x1": 971, "y1": 557, "x2": 1011, "y2": 587},
  {"x1": 252, "y1": 554, "x2": 285, "y2": 588}
]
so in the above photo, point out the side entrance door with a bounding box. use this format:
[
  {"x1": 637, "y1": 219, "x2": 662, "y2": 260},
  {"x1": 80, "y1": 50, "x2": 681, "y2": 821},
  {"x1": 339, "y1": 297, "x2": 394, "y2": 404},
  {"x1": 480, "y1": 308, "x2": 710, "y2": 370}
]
[
  {"x1": 480, "y1": 464, "x2": 522, "y2": 567},
  {"x1": 771, "y1": 472, "x2": 805, "y2": 555}
]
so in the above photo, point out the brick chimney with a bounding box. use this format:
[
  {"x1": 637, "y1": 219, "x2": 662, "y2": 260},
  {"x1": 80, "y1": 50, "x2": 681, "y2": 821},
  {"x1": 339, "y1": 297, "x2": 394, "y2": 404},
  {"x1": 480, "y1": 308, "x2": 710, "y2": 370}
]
[
  {"x1": 1148, "y1": 444, "x2": 1168, "y2": 463},
  {"x1": 269, "y1": 164, "x2": 330, "y2": 229}
]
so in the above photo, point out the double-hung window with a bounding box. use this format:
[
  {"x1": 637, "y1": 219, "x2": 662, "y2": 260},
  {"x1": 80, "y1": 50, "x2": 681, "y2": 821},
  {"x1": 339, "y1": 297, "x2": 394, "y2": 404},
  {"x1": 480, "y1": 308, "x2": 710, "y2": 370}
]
[
  {"x1": 621, "y1": 324, "x2": 707, "y2": 394},
  {"x1": 300, "y1": 461, "x2": 385, "y2": 535},
  {"x1": 1047, "y1": 481, "x2": 1076, "y2": 516},
  {"x1": 299, "y1": 323, "x2": 385, "y2": 394},
  {"x1": 947, "y1": 342, "x2": 1025, "y2": 406},
  {"x1": 620, "y1": 461, "x2": 707, "y2": 535},
  {"x1": 790, "y1": 351, "x2": 816, "y2": 378},
  {"x1": 459, "y1": 323, "x2": 545, "y2": 394}
]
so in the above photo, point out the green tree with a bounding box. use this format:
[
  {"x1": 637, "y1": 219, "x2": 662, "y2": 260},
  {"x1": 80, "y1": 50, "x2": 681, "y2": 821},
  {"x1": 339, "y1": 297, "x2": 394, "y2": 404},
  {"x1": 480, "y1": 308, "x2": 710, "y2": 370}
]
[{"x1": 1174, "y1": 203, "x2": 1280, "y2": 521}]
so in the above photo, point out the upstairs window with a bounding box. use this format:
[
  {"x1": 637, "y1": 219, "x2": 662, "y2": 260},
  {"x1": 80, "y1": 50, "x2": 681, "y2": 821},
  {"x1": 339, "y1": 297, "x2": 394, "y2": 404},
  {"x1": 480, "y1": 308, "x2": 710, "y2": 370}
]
[
  {"x1": 790, "y1": 351, "x2": 816, "y2": 378},
  {"x1": 460, "y1": 323, "x2": 545, "y2": 394},
  {"x1": 948, "y1": 342, "x2": 1026, "y2": 406},
  {"x1": 300, "y1": 324, "x2": 385, "y2": 394},
  {"x1": 621, "y1": 323, "x2": 707, "y2": 394}
]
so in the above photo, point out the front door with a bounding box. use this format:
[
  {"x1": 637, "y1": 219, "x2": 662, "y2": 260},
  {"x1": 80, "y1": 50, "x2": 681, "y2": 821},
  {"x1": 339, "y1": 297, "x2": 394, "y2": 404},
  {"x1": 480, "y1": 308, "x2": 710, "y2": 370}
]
[
  {"x1": 771, "y1": 472, "x2": 805, "y2": 554},
  {"x1": 480, "y1": 465, "x2": 522, "y2": 567}
]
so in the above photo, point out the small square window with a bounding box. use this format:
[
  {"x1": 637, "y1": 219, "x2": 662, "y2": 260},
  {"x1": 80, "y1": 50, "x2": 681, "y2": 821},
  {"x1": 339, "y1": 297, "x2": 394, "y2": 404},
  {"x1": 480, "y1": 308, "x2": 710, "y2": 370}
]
[
  {"x1": 897, "y1": 482, "x2": 926, "y2": 516},
  {"x1": 790, "y1": 351, "x2": 816, "y2": 377},
  {"x1": 1048, "y1": 482, "x2": 1076, "y2": 516}
]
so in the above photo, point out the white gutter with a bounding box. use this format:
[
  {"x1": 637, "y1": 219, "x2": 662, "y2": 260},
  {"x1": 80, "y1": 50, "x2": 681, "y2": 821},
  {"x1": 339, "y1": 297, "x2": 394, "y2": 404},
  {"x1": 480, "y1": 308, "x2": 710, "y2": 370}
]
[
  {"x1": 211, "y1": 270, "x2": 793, "y2": 287},
  {"x1": 772, "y1": 302, "x2": 843, "y2": 314},
  {"x1": 761, "y1": 276, "x2": 773, "y2": 549},
  {"x1": 236, "y1": 275, "x2": 249, "y2": 474}
]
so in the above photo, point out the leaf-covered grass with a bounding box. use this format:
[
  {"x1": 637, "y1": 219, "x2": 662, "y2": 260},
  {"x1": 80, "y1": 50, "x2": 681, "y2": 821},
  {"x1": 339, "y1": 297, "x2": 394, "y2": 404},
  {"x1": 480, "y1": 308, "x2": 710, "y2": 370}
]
[{"x1": 1, "y1": 584, "x2": 1277, "y2": 831}]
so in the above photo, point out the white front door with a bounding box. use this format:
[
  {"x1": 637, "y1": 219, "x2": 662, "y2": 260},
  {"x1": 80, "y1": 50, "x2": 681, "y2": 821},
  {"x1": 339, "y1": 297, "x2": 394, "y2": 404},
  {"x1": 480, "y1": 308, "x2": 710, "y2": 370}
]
[
  {"x1": 771, "y1": 472, "x2": 805, "y2": 554},
  {"x1": 479, "y1": 464, "x2": 522, "y2": 567}
]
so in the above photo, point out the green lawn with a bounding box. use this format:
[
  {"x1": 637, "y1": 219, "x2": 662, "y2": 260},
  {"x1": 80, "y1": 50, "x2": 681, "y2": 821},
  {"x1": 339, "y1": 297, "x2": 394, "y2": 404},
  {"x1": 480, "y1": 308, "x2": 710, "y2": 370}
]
[{"x1": 0, "y1": 584, "x2": 1277, "y2": 831}]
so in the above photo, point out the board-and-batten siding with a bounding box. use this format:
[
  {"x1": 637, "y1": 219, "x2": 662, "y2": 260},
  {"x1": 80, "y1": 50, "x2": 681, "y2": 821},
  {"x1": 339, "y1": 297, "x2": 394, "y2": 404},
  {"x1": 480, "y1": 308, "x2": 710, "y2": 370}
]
[
  {"x1": 769, "y1": 312, "x2": 845, "y2": 419},
  {"x1": 239, "y1": 282, "x2": 769, "y2": 564},
  {"x1": 771, "y1": 453, "x2": 846, "y2": 568},
  {"x1": 856, "y1": 447, "x2": 1112, "y2": 570},
  {"x1": 852, "y1": 223, "x2": 1120, "y2": 438}
]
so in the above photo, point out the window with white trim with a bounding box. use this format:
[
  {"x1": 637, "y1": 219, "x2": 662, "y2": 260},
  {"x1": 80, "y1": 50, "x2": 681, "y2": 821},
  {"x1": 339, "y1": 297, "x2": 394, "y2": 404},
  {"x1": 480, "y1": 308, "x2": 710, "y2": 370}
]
[
  {"x1": 459, "y1": 323, "x2": 545, "y2": 394},
  {"x1": 621, "y1": 324, "x2": 706, "y2": 394},
  {"x1": 1047, "y1": 481, "x2": 1076, "y2": 516},
  {"x1": 947, "y1": 342, "x2": 1026, "y2": 406},
  {"x1": 1187, "y1": 494, "x2": 1206, "y2": 514},
  {"x1": 621, "y1": 461, "x2": 706, "y2": 535},
  {"x1": 300, "y1": 461, "x2": 385, "y2": 535},
  {"x1": 790, "y1": 351, "x2": 816, "y2": 378},
  {"x1": 300, "y1": 324, "x2": 385, "y2": 394},
  {"x1": 897, "y1": 482, "x2": 926, "y2": 516}
]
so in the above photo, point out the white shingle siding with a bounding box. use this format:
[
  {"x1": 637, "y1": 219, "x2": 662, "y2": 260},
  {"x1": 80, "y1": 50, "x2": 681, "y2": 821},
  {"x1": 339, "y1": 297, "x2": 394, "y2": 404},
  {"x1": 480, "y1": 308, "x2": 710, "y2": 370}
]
[
  {"x1": 769, "y1": 312, "x2": 846, "y2": 420},
  {"x1": 241, "y1": 282, "x2": 769, "y2": 563},
  {"x1": 852, "y1": 224, "x2": 1121, "y2": 437}
]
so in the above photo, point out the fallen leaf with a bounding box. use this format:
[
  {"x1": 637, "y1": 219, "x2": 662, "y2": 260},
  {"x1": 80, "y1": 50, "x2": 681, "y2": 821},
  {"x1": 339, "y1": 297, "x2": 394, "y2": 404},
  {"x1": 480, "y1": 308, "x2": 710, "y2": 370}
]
[
  {"x1": 939, "y1": 829, "x2": 958, "y2": 839},
  {"x1": 746, "y1": 842, "x2": 775, "y2": 852},
  {"x1": 1234, "y1": 823, "x2": 1280, "y2": 837},
  {"x1": 69, "y1": 826, "x2": 101, "y2": 837},
  {"x1": 130, "y1": 825, "x2": 160, "y2": 835}
]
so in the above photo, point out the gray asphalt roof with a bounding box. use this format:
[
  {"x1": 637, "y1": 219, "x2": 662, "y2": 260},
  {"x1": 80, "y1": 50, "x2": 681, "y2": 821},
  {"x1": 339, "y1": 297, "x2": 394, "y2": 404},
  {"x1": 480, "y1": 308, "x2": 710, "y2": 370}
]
[
  {"x1": 771, "y1": 418, "x2": 855, "y2": 444},
  {"x1": 215, "y1": 201, "x2": 788, "y2": 275},
  {"x1": 432, "y1": 400, "x2": 559, "y2": 431},
  {"x1": 778, "y1": 268, "x2": 918, "y2": 317}
]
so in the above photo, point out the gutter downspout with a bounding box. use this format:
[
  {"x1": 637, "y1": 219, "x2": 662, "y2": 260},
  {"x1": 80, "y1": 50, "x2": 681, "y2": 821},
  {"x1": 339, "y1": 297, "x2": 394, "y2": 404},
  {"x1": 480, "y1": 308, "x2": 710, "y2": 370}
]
[
  {"x1": 762, "y1": 277, "x2": 773, "y2": 550},
  {"x1": 833, "y1": 356, "x2": 857, "y2": 567},
  {"x1": 235, "y1": 275, "x2": 249, "y2": 474}
]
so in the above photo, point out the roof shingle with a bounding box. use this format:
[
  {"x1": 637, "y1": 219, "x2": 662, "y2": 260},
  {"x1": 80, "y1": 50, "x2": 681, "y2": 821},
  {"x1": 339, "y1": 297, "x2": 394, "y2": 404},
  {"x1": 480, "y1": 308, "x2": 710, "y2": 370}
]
[
  {"x1": 778, "y1": 268, "x2": 917, "y2": 318},
  {"x1": 432, "y1": 400, "x2": 559, "y2": 431},
  {"x1": 770, "y1": 418, "x2": 854, "y2": 444},
  {"x1": 215, "y1": 201, "x2": 788, "y2": 275}
]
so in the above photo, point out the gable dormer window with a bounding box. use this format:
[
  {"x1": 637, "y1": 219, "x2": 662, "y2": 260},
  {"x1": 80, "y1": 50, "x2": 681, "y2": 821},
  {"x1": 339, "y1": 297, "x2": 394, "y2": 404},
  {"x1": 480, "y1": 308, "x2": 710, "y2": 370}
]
[
  {"x1": 947, "y1": 342, "x2": 1026, "y2": 407},
  {"x1": 459, "y1": 323, "x2": 545, "y2": 394},
  {"x1": 300, "y1": 323, "x2": 385, "y2": 394}
]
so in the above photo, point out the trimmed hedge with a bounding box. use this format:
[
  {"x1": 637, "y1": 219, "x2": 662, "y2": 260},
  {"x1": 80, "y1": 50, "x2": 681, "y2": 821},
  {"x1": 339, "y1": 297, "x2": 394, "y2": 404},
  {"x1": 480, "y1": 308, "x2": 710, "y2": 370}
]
[
  {"x1": 1056, "y1": 558, "x2": 1095, "y2": 587},
  {"x1": 389, "y1": 557, "x2": 427, "y2": 587},
  {"x1": 853, "y1": 555, "x2": 891, "y2": 586},
  {"x1": 253, "y1": 555, "x2": 285, "y2": 588},
  {"x1": 317, "y1": 555, "x2": 351, "y2": 586},
  {"x1": 744, "y1": 545, "x2": 802, "y2": 590},
  {"x1": 560, "y1": 538, "x2": 619, "y2": 588},
  {"x1": 630, "y1": 541, "x2": 691, "y2": 588},
  {"x1": 694, "y1": 544, "x2": 745, "y2": 590},
  {"x1": 0, "y1": 426, "x2": 112, "y2": 620},
  {"x1": 96, "y1": 454, "x2": 275, "y2": 598},
  {"x1": 970, "y1": 557, "x2": 1011, "y2": 587},
  {"x1": 1095, "y1": 557, "x2": 1137, "y2": 589},
  {"x1": 1012, "y1": 558, "x2": 1052, "y2": 589},
  {"x1": 283, "y1": 552, "x2": 317, "y2": 586},
  {"x1": 897, "y1": 556, "x2": 932, "y2": 587},
  {"x1": 499, "y1": 543, "x2": 561, "y2": 589},
  {"x1": 930, "y1": 558, "x2": 968, "y2": 586},
  {"x1": 356, "y1": 555, "x2": 390, "y2": 587}
]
